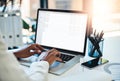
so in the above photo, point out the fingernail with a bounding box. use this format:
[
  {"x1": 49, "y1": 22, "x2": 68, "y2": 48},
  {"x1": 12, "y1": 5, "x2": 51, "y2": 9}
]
[{"x1": 38, "y1": 50, "x2": 41, "y2": 53}]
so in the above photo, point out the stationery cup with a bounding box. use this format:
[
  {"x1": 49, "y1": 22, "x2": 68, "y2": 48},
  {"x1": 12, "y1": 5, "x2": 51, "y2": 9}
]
[{"x1": 88, "y1": 38, "x2": 104, "y2": 58}]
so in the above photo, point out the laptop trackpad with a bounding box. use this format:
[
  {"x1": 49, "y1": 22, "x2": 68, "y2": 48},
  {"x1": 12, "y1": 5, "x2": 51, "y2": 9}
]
[
  {"x1": 50, "y1": 61, "x2": 65, "y2": 70},
  {"x1": 49, "y1": 61, "x2": 66, "y2": 75}
]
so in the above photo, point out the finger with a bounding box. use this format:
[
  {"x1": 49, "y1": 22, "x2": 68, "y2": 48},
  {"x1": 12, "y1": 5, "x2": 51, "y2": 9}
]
[
  {"x1": 28, "y1": 51, "x2": 35, "y2": 56},
  {"x1": 48, "y1": 51, "x2": 61, "y2": 60},
  {"x1": 29, "y1": 49, "x2": 43, "y2": 56},
  {"x1": 47, "y1": 49, "x2": 55, "y2": 54},
  {"x1": 29, "y1": 44, "x2": 43, "y2": 50},
  {"x1": 35, "y1": 44, "x2": 44, "y2": 50},
  {"x1": 31, "y1": 46, "x2": 40, "y2": 50},
  {"x1": 56, "y1": 57, "x2": 62, "y2": 61},
  {"x1": 48, "y1": 49, "x2": 60, "y2": 55},
  {"x1": 29, "y1": 45, "x2": 43, "y2": 53},
  {"x1": 48, "y1": 51, "x2": 58, "y2": 57},
  {"x1": 32, "y1": 50, "x2": 41, "y2": 54},
  {"x1": 44, "y1": 52, "x2": 61, "y2": 65},
  {"x1": 46, "y1": 53, "x2": 62, "y2": 64}
]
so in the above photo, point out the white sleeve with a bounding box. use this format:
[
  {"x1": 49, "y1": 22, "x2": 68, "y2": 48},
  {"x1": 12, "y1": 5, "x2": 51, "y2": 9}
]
[
  {"x1": 0, "y1": 36, "x2": 31, "y2": 81},
  {"x1": 0, "y1": 51, "x2": 33, "y2": 81},
  {"x1": 29, "y1": 61, "x2": 49, "y2": 81},
  {"x1": 0, "y1": 37, "x2": 49, "y2": 81}
]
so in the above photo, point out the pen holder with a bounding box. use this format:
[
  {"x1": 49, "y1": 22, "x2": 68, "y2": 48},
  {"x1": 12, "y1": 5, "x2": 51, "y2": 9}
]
[{"x1": 88, "y1": 36, "x2": 104, "y2": 58}]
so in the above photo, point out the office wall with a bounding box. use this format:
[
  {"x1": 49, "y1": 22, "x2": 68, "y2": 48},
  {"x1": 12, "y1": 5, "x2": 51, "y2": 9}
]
[
  {"x1": 30, "y1": 0, "x2": 40, "y2": 19},
  {"x1": 21, "y1": 0, "x2": 30, "y2": 18},
  {"x1": 103, "y1": 35, "x2": 120, "y2": 62},
  {"x1": 48, "y1": 0, "x2": 83, "y2": 11}
]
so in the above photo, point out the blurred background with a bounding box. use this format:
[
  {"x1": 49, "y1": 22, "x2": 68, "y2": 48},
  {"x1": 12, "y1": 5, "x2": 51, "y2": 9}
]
[{"x1": 0, "y1": 0, "x2": 120, "y2": 49}]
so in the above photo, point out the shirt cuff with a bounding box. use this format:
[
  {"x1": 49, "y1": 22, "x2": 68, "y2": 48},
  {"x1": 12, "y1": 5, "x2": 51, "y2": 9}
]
[{"x1": 30, "y1": 61, "x2": 49, "y2": 69}]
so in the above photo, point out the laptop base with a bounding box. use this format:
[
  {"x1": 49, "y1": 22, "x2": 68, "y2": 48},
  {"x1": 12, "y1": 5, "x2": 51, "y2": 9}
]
[{"x1": 49, "y1": 55, "x2": 80, "y2": 75}]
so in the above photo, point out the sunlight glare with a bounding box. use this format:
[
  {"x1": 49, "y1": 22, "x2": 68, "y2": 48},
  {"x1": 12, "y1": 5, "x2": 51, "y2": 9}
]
[
  {"x1": 93, "y1": 0, "x2": 115, "y2": 31},
  {"x1": 93, "y1": 0, "x2": 112, "y2": 15}
]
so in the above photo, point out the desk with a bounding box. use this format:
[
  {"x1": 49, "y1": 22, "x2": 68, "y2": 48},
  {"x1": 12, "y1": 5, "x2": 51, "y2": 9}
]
[
  {"x1": 21, "y1": 56, "x2": 112, "y2": 81},
  {"x1": 21, "y1": 36, "x2": 120, "y2": 81}
]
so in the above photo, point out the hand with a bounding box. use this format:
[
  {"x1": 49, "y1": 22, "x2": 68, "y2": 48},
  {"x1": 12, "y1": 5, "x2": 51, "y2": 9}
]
[
  {"x1": 14, "y1": 44, "x2": 44, "y2": 58},
  {"x1": 43, "y1": 49, "x2": 62, "y2": 65}
]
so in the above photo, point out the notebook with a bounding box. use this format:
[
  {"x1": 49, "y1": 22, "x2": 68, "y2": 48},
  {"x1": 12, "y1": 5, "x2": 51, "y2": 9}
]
[{"x1": 34, "y1": 9, "x2": 88, "y2": 75}]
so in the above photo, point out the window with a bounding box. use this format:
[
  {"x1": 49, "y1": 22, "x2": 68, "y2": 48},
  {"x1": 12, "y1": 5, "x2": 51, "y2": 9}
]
[
  {"x1": 48, "y1": 0, "x2": 120, "y2": 36},
  {"x1": 93, "y1": 0, "x2": 120, "y2": 35},
  {"x1": 48, "y1": 0, "x2": 83, "y2": 11},
  {"x1": 21, "y1": 0, "x2": 40, "y2": 19},
  {"x1": 20, "y1": 0, "x2": 40, "y2": 44}
]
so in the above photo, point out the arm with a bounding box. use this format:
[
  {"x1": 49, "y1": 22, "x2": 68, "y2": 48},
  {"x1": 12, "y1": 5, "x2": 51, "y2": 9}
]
[
  {"x1": 13, "y1": 44, "x2": 61, "y2": 81},
  {"x1": 0, "y1": 36, "x2": 32, "y2": 81},
  {"x1": 0, "y1": 36, "x2": 61, "y2": 81},
  {"x1": 29, "y1": 61, "x2": 49, "y2": 81}
]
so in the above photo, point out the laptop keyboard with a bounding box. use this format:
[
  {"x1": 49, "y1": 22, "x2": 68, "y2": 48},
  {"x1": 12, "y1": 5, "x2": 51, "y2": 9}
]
[
  {"x1": 35, "y1": 50, "x2": 75, "y2": 63},
  {"x1": 59, "y1": 54, "x2": 74, "y2": 63}
]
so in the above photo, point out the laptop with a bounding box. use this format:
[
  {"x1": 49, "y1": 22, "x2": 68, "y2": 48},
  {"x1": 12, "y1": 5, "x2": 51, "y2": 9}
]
[
  {"x1": 20, "y1": 9, "x2": 88, "y2": 75},
  {"x1": 34, "y1": 9, "x2": 88, "y2": 75}
]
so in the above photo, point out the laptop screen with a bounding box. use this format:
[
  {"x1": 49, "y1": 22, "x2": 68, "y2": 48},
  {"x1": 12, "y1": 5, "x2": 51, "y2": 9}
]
[{"x1": 35, "y1": 9, "x2": 88, "y2": 56}]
